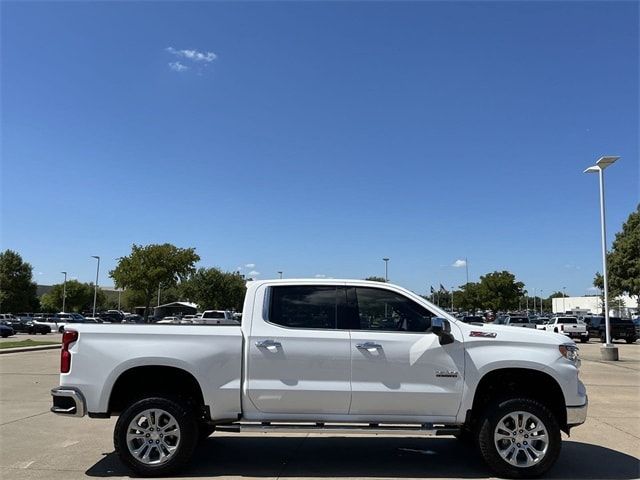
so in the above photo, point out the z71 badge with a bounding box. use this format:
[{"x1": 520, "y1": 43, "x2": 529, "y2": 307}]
[{"x1": 470, "y1": 331, "x2": 497, "y2": 338}]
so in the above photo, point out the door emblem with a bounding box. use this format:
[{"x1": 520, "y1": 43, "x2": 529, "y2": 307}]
[
  {"x1": 435, "y1": 370, "x2": 459, "y2": 378},
  {"x1": 470, "y1": 331, "x2": 497, "y2": 338}
]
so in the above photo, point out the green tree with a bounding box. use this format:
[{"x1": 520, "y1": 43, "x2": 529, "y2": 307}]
[
  {"x1": 455, "y1": 282, "x2": 485, "y2": 312},
  {"x1": 181, "y1": 268, "x2": 246, "y2": 311},
  {"x1": 0, "y1": 250, "x2": 39, "y2": 313},
  {"x1": 604, "y1": 205, "x2": 639, "y2": 300},
  {"x1": 40, "y1": 280, "x2": 106, "y2": 313},
  {"x1": 364, "y1": 276, "x2": 387, "y2": 282},
  {"x1": 478, "y1": 271, "x2": 525, "y2": 311},
  {"x1": 110, "y1": 244, "x2": 200, "y2": 321}
]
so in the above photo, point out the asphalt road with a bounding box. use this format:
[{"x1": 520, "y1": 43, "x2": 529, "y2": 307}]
[{"x1": 0, "y1": 342, "x2": 638, "y2": 480}]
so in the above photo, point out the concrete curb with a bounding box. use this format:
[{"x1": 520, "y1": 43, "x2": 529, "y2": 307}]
[{"x1": 0, "y1": 344, "x2": 61, "y2": 354}]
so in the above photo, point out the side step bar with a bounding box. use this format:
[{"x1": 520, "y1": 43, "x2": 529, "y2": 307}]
[{"x1": 216, "y1": 422, "x2": 460, "y2": 436}]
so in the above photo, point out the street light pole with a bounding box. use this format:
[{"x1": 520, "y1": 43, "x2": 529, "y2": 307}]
[
  {"x1": 562, "y1": 287, "x2": 566, "y2": 313},
  {"x1": 540, "y1": 290, "x2": 543, "y2": 315},
  {"x1": 585, "y1": 155, "x2": 620, "y2": 361},
  {"x1": 382, "y1": 258, "x2": 389, "y2": 282},
  {"x1": 91, "y1": 256, "x2": 100, "y2": 317},
  {"x1": 61, "y1": 272, "x2": 67, "y2": 313},
  {"x1": 117, "y1": 289, "x2": 122, "y2": 310},
  {"x1": 278, "y1": 271, "x2": 283, "y2": 279}
]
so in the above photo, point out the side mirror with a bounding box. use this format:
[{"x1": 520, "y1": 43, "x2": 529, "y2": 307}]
[{"x1": 431, "y1": 317, "x2": 454, "y2": 345}]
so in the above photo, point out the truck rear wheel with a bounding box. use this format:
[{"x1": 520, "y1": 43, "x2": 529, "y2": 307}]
[
  {"x1": 114, "y1": 396, "x2": 198, "y2": 477},
  {"x1": 477, "y1": 398, "x2": 561, "y2": 478}
]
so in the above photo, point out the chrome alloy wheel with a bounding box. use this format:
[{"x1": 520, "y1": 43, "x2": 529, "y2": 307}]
[
  {"x1": 126, "y1": 409, "x2": 181, "y2": 465},
  {"x1": 494, "y1": 410, "x2": 549, "y2": 468}
]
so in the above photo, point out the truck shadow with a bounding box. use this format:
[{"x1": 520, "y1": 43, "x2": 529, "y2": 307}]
[{"x1": 85, "y1": 436, "x2": 640, "y2": 479}]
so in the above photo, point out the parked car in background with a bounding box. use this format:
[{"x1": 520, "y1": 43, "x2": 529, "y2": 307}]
[
  {"x1": 122, "y1": 314, "x2": 144, "y2": 324},
  {"x1": 1, "y1": 316, "x2": 51, "y2": 334},
  {"x1": 502, "y1": 316, "x2": 537, "y2": 328},
  {"x1": 0, "y1": 322, "x2": 15, "y2": 338},
  {"x1": 459, "y1": 315, "x2": 484, "y2": 324},
  {"x1": 633, "y1": 318, "x2": 640, "y2": 338},
  {"x1": 541, "y1": 317, "x2": 589, "y2": 343},
  {"x1": 583, "y1": 316, "x2": 637, "y2": 343},
  {"x1": 200, "y1": 310, "x2": 238, "y2": 325},
  {"x1": 34, "y1": 315, "x2": 66, "y2": 333}
]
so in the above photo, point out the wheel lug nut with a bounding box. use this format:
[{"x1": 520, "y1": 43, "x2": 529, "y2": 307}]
[
  {"x1": 524, "y1": 441, "x2": 528, "y2": 445},
  {"x1": 160, "y1": 434, "x2": 163, "y2": 438},
  {"x1": 519, "y1": 430, "x2": 523, "y2": 433},
  {"x1": 148, "y1": 440, "x2": 153, "y2": 444},
  {"x1": 145, "y1": 433, "x2": 150, "y2": 437},
  {"x1": 156, "y1": 440, "x2": 160, "y2": 444},
  {"x1": 517, "y1": 443, "x2": 521, "y2": 447}
]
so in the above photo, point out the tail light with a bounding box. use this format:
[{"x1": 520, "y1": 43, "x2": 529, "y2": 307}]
[{"x1": 61, "y1": 330, "x2": 78, "y2": 373}]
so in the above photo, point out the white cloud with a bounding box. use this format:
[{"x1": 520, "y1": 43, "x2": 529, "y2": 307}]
[
  {"x1": 248, "y1": 270, "x2": 260, "y2": 276},
  {"x1": 452, "y1": 259, "x2": 467, "y2": 268},
  {"x1": 587, "y1": 286, "x2": 600, "y2": 293},
  {"x1": 314, "y1": 274, "x2": 327, "y2": 278},
  {"x1": 168, "y1": 61, "x2": 189, "y2": 72},
  {"x1": 166, "y1": 47, "x2": 217, "y2": 63},
  {"x1": 245, "y1": 263, "x2": 256, "y2": 269}
]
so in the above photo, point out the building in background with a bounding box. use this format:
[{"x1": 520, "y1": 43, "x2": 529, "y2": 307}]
[{"x1": 552, "y1": 295, "x2": 638, "y2": 317}]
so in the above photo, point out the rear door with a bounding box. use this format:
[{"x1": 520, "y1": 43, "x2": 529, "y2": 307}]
[
  {"x1": 346, "y1": 286, "x2": 465, "y2": 417},
  {"x1": 245, "y1": 284, "x2": 351, "y2": 415}
]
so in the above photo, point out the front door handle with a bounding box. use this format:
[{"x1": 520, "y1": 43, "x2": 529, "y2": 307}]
[
  {"x1": 256, "y1": 339, "x2": 282, "y2": 349},
  {"x1": 356, "y1": 342, "x2": 382, "y2": 351}
]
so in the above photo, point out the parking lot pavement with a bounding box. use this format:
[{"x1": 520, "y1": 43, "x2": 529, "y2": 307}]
[{"x1": 0, "y1": 342, "x2": 638, "y2": 480}]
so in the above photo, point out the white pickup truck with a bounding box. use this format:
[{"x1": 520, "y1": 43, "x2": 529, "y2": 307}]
[
  {"x1": 539, "y1": 316, "x2": 589, "y2": 343},
  {"x1": 51, "y1": 279, "x2": 587, "y2": 478}
]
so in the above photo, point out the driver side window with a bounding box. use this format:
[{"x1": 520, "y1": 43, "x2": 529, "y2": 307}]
[{"x1": 354, "y1": 287, "x2": 434, "y2": 332}]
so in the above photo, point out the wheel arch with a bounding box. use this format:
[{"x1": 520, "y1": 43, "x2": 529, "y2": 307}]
[
  {"x1": 468, "y1": 367, "x2": 568, "y2": 433},
  {"x1": 107, "y1": 365, "x2": 207, "y2": 419}
]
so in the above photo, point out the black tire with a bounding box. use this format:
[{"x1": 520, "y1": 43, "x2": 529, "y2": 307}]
[
  {"x1": 114, "y1": 396, "x2": 198, "y2": 477},
  {"x1": 477, "y1": 397, "x2": 561, "y2": 479},
  {"x1": 626, "y1": 337, "x2": 636, "y2": 344},
  {"x1": 198, "y1": 423, "x2": 216, "y2": 442},
  {"x1": 580, "y1": 337, "x2": 588, "y2": 343},
  {"x1": 40, "y1": 331, "x2": 48, "y2": 335},
  {"x1": 1, "y1": 333, "x2": 9, "y2": 338},
  {"x1": 600, "y1": 333, "x2": 606, "y2": 343},
  {"x1": 58, "y1": 326, "x2": 65, "y2": 333}
]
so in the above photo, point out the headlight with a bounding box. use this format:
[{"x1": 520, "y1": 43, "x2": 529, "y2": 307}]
[{"x1": 559, "y1": 343, "x2": 580, "y2": 363}]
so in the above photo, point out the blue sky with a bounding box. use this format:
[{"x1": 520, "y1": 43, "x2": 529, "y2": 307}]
[{"x1": 1, "y1": 1, "x2": 638, "y2": 297}]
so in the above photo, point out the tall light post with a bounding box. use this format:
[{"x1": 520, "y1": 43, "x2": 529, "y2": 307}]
[
  {"x1": 562, "y1": 287, "x2": 567, "y2": 313},
  {"x1": 584, "y1": 155, "x2": 619, "y2": 361},
  {"x1": 117, "y1": 289, "x2": 122, "y2": 310},
  {"x1": 539, "y1": 290, "x2": 543, "y2": 315},
  {"x1": 61, "y1": 272, "x2": 67, "y2": 313},
  {"x1": 533, "y1": 288, "x2": 537, "y2": 313},
  {"x1": 91, "y1": 256, "x2": 100, "y2": 317},
  {"x1": 278, "y1": 271, "x2": 283, "y2": 279},
  {"x1": 382, "y1": 258, "x2": 389, "y2": 282}
]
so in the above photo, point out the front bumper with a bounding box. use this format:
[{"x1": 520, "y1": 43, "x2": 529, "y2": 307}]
[
  {"x1": 51, "y1": 387, "x2": 86, "y2": 417},
  {"x1": 566, "y1": 397, "x2": 588, "y2": 427}
]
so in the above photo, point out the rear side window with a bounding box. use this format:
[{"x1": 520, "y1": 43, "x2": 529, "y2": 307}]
[
  {"x1": 352, "y1": 287, "x2": 434, "y2": 332},
  {"x1": 557, "y1": 317, "x2": 578, "y2": 324},
  {"x1": 203, "y1": 311, "x2": 225, "y2": 319},
  {"x1": 268, "y1": 286, "x2": 337, "y2": 329}
]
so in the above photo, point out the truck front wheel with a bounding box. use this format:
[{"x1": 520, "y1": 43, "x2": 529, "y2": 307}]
[
  {"x1": 114, "y1": 396, "x2": 198, "y2": 477},
  {"x1": 477, "y1": 398, "x2": 561, "y2": 478}
]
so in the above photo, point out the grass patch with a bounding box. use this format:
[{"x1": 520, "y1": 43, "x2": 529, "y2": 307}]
[{"x1": 0, "y1": 339, "x2": 60, "y2": 349}]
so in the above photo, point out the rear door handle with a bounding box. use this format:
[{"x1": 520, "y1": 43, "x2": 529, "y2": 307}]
[
  {"x1": 256, "y1": 339, "x2": 281, "y2": 349},
  {"x1": 356, "y1": 342, "x2": 382, "y2": 351}
]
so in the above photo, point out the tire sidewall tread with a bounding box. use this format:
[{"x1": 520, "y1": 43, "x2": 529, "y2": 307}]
[
  {"x1": 114, "y1": 396, "x2": 198, "y2": 477},
  {"x1": 477, "y1": 397, "x2": 561, "y2": 479}
]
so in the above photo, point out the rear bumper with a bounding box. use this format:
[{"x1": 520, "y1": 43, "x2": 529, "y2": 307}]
[
  {"x1": 567, "y1": 397, "x2": 588, "y2": 427},
  {"x1": 51, "y1": 387, "x2": 86, "y2": 417}
]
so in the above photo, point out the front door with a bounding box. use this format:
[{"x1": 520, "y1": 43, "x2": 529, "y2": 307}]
[
  {"x1": 347, "y1": 286, "x2": 465, "y2": 417},
  {"x1": 246, "y1": 284, "x2": 351, "y2": 415}
]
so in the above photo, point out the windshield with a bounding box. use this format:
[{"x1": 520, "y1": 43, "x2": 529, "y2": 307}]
[{"x1": 202, "y1": 311, "x2": 226, "y2": 319}]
